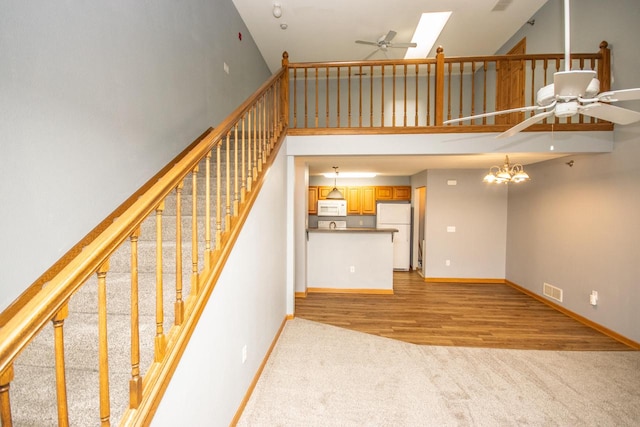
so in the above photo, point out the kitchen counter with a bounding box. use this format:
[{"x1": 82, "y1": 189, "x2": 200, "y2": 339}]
[
  {"x1": 308, "y1": 227, "x2": 398, "y2": 233},
  {"x1": 306, "y1": 227, "x2": 395, "y2": 293}
]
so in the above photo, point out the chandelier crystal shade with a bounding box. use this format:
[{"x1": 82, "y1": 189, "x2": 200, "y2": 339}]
[{"x1": 483, "y1": 155, "x2": 530, "y2": 184}]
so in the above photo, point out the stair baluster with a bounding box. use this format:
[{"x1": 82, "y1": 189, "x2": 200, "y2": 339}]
[{"x1": 52, "y1": 304, "x2": 70, "y2": 426}]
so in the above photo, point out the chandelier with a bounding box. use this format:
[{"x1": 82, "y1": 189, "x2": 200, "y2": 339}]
[
  {"x1": 326, "y1": 166, "x2": 345, "y2": 199},
  {"x1": 483, "y1": 155, "x2": 530, "y2": 184}
]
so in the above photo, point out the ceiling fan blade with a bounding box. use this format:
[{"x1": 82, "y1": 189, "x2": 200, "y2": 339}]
[
  {"x1": 596, "y1": 88, "x2": 640, "y2": 102},
  {"x1": 554, "y1": 70, "x2": 597, "y2": 98},
  {"x1": 443, "y1": 103, "x2": 554, "y2": 125},
  {"x1": 579, "y1": 102, "x2": 640, "y2": 124},
  {"x1": 389, "y1": 43, "x2": 418, "y2": 48},
  {"x1": 355, "y1": 40, "x2": 378, "y2": 46},
  {"x1": 363, "y1": 49, "x2": 379, "y2": 61},
  {"x1": 383, "y1": 30, "x2": 397, "y2": 43},
  {"x1": 497, "y1": 110, "x2": 556, "y2": 139}
]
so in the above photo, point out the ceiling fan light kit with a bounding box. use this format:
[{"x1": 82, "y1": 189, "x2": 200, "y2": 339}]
[{"x1": 443, "y1": 0, "x2": 640, "y2": 137}]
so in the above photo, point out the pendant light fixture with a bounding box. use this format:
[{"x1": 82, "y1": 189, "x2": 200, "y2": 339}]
[
  {"x1": 326, "y1": 166, "x2": 345, "y2": 199},
  {"x1": 483, "y1": 155, "x2": 530, "y2": 184}
]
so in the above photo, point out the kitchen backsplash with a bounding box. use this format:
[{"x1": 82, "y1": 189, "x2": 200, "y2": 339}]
[{"x1": 308, "y1": 215, "x2": 376, "y2": 228}]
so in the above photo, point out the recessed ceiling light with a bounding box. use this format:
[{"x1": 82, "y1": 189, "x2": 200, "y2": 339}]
[{"x1": 404, "y1": 11, "x2": 452, "y2": 59}]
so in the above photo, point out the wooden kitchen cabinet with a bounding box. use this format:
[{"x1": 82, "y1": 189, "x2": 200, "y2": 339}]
[
  {"x1": 346, "y1": 186, "x2": 376, "y2": 215},
  {"x1": 318, "y1": 186, "x2": 346, "y2": 200},
  {"x1": 309, "y1": 185, "x2": 410, "y2": 215},
  {"x1": 375, "y1": 186, "x2": 411, "y2": 201},
  {"x1": 393, "y1": 186, "x2": 411, "y2": 201},
  {"x1": 308, "y1": 186, "x2": 318, "y2": 215},
  {"x1": 361, "y1": 186, "x2": 376, "y2": 214},
  {"x1": 375, "y1": 186, "x2": 393, "y2": 200},
  {"x1": 346, "y1": 187, "x2": 361, "y2": 215}
]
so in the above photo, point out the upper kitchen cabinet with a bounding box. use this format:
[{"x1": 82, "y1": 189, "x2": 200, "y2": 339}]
[
  {"x1": 375, "y1": 186, "x2": 393, "y2": 200},
  {"x1": 346, "y1": 186, "x2": 376, "y2": 215},
  {"x1": 393, "y1": 186, "x2": 411, "y2": 200},
  {"x1": 318, "y1": 186, "x2": 347, "y2": 200},
  {"x1": 308, "y1": 186, "x2": 318, "y2": 215},
  {"x1": 308, "y1": 185, "x2": 410, "y2": 215},
  {"x1": 376, "y1": 186, "x2": 411, "y2": 201}
]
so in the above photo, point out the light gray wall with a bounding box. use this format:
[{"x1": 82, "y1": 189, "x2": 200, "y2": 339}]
[
  {"x1": 153, "y1": 145, "x2": 288, "y2": 426},
  {"x1": 503, "y1": 0, "x2": 640, "y2": 342},
  {"x1": 424, "y1": 169, "x2": 508, "y2": 279},
  {"x1": 0, "y1": 0, "x2": 271, "y2": 311},
  {"x1": 293, "y1": 156, "x2": 308, "y2": 294}
]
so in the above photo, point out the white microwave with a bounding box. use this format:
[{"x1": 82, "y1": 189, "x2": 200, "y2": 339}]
[{"x1": 317, "y1": 199, "x2": 347, "y2": 217}]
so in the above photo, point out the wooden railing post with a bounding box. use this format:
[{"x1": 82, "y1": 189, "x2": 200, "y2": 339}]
[
  {"x1": 155, "y1": 201, "x2": 167, "y2": 363},
  {"x1": 205, "y1": 151, "x2": 212, "y2": 270},
  {"x1": 0, "y1": 364, "x2": 14, "y2": 427},
  {"x1": 97, "y1": 260, "x2": 111, "y2": 426},
  {"x1": 190, "y1": 167, "x2": 199, "y2": 294},
  {"x1": 52, "y1": 303, "x2": 70, "y2": 427},
  {"x1": 598, "y1": 41, "x2": 610, "y2": 93},
  {"x1": 129, "y1": 227, "x2": 143, "y2": 408},
  {"x1": 280, "y1": 51, "x2": 289, "y2": 128},
  {"x1": 434, "y1": 46, "x2": 445, "y2": 126}
]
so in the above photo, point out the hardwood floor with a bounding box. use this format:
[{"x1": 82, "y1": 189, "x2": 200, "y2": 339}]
[{"x1": 294, "y1": 271, "x2": 634, "y2": 350}]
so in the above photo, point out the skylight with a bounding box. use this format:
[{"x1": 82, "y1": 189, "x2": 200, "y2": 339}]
[{"x1": 404, "y1": 11, "x2": 452, "y2": 59}]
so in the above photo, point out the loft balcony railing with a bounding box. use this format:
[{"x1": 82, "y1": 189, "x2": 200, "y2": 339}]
[
  {"x1": 286, "y1": 41, "x2": 612, "y2": 135},
  {"x1": 0, "y1": 61, "x2": 288, "y2": 426},
  {"x1": 0, "y1": 42, "x2": 614, "y2": 426}
]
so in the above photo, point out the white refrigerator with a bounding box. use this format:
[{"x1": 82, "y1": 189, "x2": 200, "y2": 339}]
[{"x1": 376, "y1": 203, "x2": 411, "y2": 271}]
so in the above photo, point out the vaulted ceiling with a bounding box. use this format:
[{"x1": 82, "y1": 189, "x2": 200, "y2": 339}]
[{"x1": 232, "y1": 0, "x2": 577, "y2": 175}]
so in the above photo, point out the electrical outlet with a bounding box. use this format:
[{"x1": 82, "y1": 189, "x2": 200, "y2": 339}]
[
  {"x1": 242, "y1": 345, "x2": 247, "y2": 363},
  {"x1": 350, "y1": 266, "x2": 355, "y2": 273},
  {"x1": 224, "y1": 62, "x2": 229, "y2": 74},
  {"x1": 445, "y1": 259, "x2": 451, "y2": 266}
]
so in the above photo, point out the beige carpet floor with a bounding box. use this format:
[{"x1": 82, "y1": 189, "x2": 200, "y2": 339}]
[{"x1": 238, "y1": 318, "x2": 640, "y2": 426}]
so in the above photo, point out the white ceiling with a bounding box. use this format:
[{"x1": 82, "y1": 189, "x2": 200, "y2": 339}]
[
  {"x1": 233, "y1": 0, "x2": 568, "y2": 176},
  {"x1": 233, "y1": 0, "x2": 550, "y2": 72}
]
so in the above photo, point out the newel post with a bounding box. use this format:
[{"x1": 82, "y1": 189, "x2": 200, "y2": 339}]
[
  {"x1": 598, "y1": 41, "x2": 610, "y2": 93},
  {"x1": 281, "y1": 51, "x2": 290, "y2": 129},
  {"x1": 434, "y1": 46, "x2": 445, "y2": 126}
]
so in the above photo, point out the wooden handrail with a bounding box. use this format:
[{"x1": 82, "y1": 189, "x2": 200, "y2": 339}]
[
  {"x1": 287, "y1": 42, "x2": 612, "y2": 133},
  {"x1": 0, "y1": 64, "x2": 288, "y2": 425}
]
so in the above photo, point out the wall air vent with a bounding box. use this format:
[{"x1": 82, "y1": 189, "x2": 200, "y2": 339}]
[
  {"x1": 543, "y1": 282, "x2": 563, "y2": 302},
  {"x1": 492, "y1": 0, "x2": 513, "y2": 11}
]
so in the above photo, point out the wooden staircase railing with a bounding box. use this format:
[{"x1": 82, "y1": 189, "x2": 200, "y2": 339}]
[
  {"x1": 287, "y1": 41, "x2": 612, "y2": 135},
  {"x1": 0, "y1": 56, "x2": 289, "y2": 426}
]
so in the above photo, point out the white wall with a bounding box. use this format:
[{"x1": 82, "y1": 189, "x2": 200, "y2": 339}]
[
  {"x1": 153, "y1": 145, "x2": 288, "y2": 426},
  {"x1": 503, "y1": 0, "x2": 640, "y2": 343},
  {"x1": 0, "y1": 0, "x2": 271, "y2": 311},
  {"x1": 292, "y1": 156, "x2": 308, "y2": 296},
  {"x1": 424, "y1": 169, "x2": 508, "y2": 279}
]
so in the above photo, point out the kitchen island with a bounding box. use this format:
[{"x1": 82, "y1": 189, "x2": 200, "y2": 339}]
[{"x1": 306, "y1": 227, "x2": 397, "y2": 293}]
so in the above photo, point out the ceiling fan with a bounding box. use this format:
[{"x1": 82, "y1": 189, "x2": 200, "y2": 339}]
[
  {"x1": 355, "y1": 30, "x2": 417, "y2": 60},
  {"x1": 443, "y1": 0, "x2": 640, "y2": 138}
]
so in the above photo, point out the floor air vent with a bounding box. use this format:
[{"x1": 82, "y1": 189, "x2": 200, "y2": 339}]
[{"x1": 543, "y1": 282, "x2": 563, "y2": 302}]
